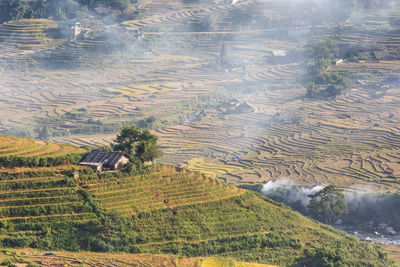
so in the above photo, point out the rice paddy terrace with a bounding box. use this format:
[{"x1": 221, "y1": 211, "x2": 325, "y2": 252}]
[
  {"x1": 0, "y1": 134, "x2": 87, "y2": 157},
  {"x1": 156, "y1": 72, "x2": 400, "y2": 191},
  {"x1": 0, "y1": 0, "x2": 303, "y2": 136},
  {"x1": 0, "y1": 164, "x2": 243, "y2": 245},
  {"x1": 1, "y1": 0, "x2": 400, "y2": 194},
  {"x1": 0, "y1": 160, "x2": 392, "y2": 266},
  {"x1": 0, "y1": 19, "x2": 63, "y2": 60},
  {"x1": 83, "y1": 165, "x2": 244, "y2": 215}
]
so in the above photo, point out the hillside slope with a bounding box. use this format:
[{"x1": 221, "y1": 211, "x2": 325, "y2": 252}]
[
  {"x1": 0, "y1": 249, "x2": 277, "y2": 267},
  {"x1": 0, "y1": 160, "x2": 393, "y2": 266}
]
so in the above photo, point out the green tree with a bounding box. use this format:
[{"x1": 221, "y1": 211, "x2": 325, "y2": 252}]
[
  {"x1": 107, "y1": 0, "x2": 132, "y2": 12},
  {"x1": 113, "y1": 126, "x2": 143, "y2": 155},
  {"x1": 113, "y1": 126, "x2": 163, "y2": 162},
  {"x1": 38, "y1": 126, "x2": 53, "y2": 141},
  {"x1": 307, "y1": 185, "x2": 348, "y2": 225},
  {"x1": 28, "y1": 0, "x2": 48, "y2": 18},
  {"x1": 135, "y1": 139, "x2": 163, "y2": 163},
  {"x1": 0, "y1": 0, "x2": 31, "y2": 23},
  {"x1": 218, "y1": 42, "x2": 227, "y2": 67},
  {"x1": 48, "y1": 0, "x2": 80, "y2": 20},
  {"x1": 309, "y1": 38, "x2": 337, "y2": 74},
  {"x1": 137, "y1": 115, "x2": 156, "y2": 129},
  {"x1": 324, "y1": 77, "x2": 352, "y2": 97},
  {"x1": 306, "y1": 82, "x2": 319, "y2": 98},
  {"x1": 318, "y1": 72, "x2": 353, "y2": 97}
]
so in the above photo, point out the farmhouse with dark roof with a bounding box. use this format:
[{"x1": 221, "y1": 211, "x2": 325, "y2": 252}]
[{"x1": 79, "y1": 151, "x2": 129, "y2": 172}]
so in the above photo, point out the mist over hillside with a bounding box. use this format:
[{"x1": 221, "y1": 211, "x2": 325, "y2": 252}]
[
  {"x1": 261, "y1": 179, "x2": 400, "y2": 235},
  {"x1": 1, "y1": 0, "x2": 400, "y2": 265}
]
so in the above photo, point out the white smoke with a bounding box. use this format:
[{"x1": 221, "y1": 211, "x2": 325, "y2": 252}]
[
  {"x1": 261, "y1": 177, "x2": 325, "y2": 207},
  {"x1": 261, "y1": 179, "x2": 400, "y2": 232}
]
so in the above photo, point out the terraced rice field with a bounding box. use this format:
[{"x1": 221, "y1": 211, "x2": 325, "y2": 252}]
[
  {"x1": 84, "y1": 165, "x2": 244, "y2": 215},
  {"x1": 35, "y1": 35, "x2": 116, "y2": 68},
  {"x1": 0, "y1": 174, "x2": 97, "y2": 236},
  {"x1": 0, "y1": 19, "x2": 63, "y2": 59},
  {"x1": 0, "y1": 165, "x2": 247, "y2": 244},
  {"x1": 0, "y1": 134, "x2": 87, "y2": 157},
  {"x1": 1, "y1": 1, "x2": 400, "y2": 193},
  {"x1": 0, "y1": 0, "x2": 304, "y2": 135},
  {"x1": 123, "y1": 0, "x2": 259, "y2": 28},
  {"x1": 154, "y1": 76, "x2": 400, "y2": 191}
]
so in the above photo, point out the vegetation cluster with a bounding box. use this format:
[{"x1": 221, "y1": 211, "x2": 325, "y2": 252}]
[
  {"x1": 306, "y1": 38, "x2": 353, "y2": 98},
  {"x1": 0, "y1": 154, "x2": 85, "y2": 168},
  {"x1": 0, "y1": 0, "x2": 138, "y2": 23}
]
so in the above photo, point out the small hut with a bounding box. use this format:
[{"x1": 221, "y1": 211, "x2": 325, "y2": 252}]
[{"x1": 79, "y1": 151, "x2": 129, "y2": 172}]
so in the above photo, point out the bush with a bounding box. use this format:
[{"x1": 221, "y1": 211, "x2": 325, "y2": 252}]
[
  {"x1": 1, "y1": 235, "x2": 34, "y2": 248},
  {"x1": 0, "y1": 153, "x2": 86, "y2": 168},
  {"x1": 1, "y1": 257, "x2": 16, "y2": 267}
]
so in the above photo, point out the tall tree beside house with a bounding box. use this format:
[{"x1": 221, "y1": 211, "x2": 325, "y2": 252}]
[
  {"x1": 113, "y1": 126, "x2": 163, "y2": 163},
  {"x1": 135, "y1": 138, "x2": 163, "y2": 163},
  {"x1": 113, "y1": 126, "x2": 142, "y2": 155}
]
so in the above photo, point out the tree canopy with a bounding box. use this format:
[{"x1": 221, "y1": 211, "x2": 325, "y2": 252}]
[
  {"x1": 306, "y1": 37, "x2": 353, "y2": 98},
  {"x1": 309, "y1": 38, "x2": 338, "y2": 75},
  {"x1": 113, "y1": 126, "x2": 163, "y2": 163},
  {"x1": 0, "y1": 0, "x2": 136, "y2": 23},
  {"x1": 307, "y1": 185, "x2": 348, "y2": 225}
]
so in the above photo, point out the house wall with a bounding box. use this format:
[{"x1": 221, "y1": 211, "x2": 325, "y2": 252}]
[
  {"x1": 115, "y1": 156, "x2": 130, "y2": 170},
  {"x1": 59, "y1": 25, "x2": 81, "y2": 38},
  {"x1": 74, "y1": 26, "x2": 82, "y2": 37}
]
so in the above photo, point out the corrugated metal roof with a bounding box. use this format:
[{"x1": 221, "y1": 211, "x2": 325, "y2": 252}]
[{"x1": 80, "y1": 151, "x2": 128, "y2": 167}]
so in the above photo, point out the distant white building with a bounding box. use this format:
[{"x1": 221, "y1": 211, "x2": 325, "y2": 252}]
[
  {"x1": 272, "y1": 50, "x2": 288, "y2": 64},
  {"x1": 335, "y1": 59, "x2": 344, "y2": 65},
  {"x1": 59, "y1": 20, "x2": 82, "y2": 38},
  {"x1": 272, "y1": 50, "x2": 287, "y2": 57}
]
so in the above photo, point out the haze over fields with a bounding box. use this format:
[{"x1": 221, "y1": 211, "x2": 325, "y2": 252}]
[
  {"x1": 0, "y1": 0, "x2": 399, "y2": 191},
  {"x1": 1, "y1": 0, "x2": 400, "y2": 265}
]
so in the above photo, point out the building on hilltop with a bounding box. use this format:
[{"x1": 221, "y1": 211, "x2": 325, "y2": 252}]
[
  {"x1": 59, "y1": 20, "x2": 82, "y2": 38},
  {"x1": 79, "y1": 150, "x2": 129, "y2": 172}
]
